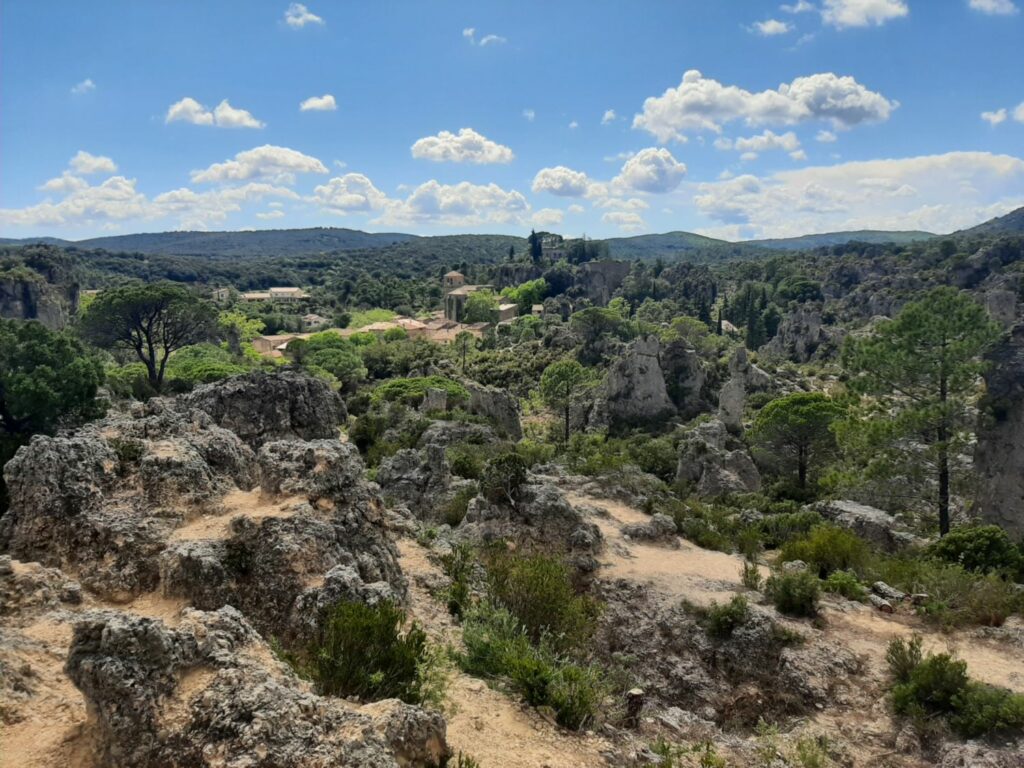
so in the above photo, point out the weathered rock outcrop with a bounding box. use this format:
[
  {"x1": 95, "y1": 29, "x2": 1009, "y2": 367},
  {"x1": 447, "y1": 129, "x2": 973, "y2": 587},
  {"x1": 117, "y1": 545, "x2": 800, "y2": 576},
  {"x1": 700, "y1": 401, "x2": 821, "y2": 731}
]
[
  {"x1": 759, "y1": 306, "x2": 837, "y2": 363},
  {"x1": 66, "y1": 607, "x2": 448, "y2": 768},
  {"x1": 599, "y1": 334, "x2": 676, "y2": 432},
  {"x1": 717, "y1": 347, "x2": 771, "y2": 434},
  {"x1": 660, "y1": 339, "x2": 711, "y2": 419},
  {"x1": 376, "y1": 445, "x2": 452, "y2": 519},
  {"x1": 0, "y1": 248, "x2": 79, "y2": 329},
  {"x1": 975, "y1": 323, "x2": 1024, "y2": 537},
  {"x1": 181, "y1": 370, "x2": 346, "y2": 449},
  {"x1": 676, "y1": 419, "x2": 761, "y2": 497},
  {"x1": 464, "y1": 380, "x2": 523, "y2": 440},
  {"x1": 809, "y1": 500, "x2": 924, "y2": 553}
]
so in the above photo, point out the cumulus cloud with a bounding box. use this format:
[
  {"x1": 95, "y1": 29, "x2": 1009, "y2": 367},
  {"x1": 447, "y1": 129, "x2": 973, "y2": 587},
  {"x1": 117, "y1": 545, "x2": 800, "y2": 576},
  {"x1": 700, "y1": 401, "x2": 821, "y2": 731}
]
[
  {"x1": 613, "y1": 147, "x2": 687, "y2": 193},
  {"x1": 40, "y1": 173, "x2": 88, "y2": 194},
  {"x1": 285, "y1": 3, "x2": 323, "y2": 28},
  {"x1": 782, "y1": 1, "x2": 816, "y2": 12},
  {"x1": 71, "y1": 78, "x2": 95, "y2": 95},
  {"x1": 982, "y1": 108, "x2": 1008, "y2": 126},
  {"x1": 256, "y1": 210, "x2": 286, "y2": 220},
  {"x1": 532, "y1": 208, "x2": 565, "y2": 226},
  {"x1": 602, "y1": 109, "x2": 617, "y2": 125},
  {"x1": 821, "y1": 0, "x2": 908, "y2": 28},
  {"x1": 602, "y1": 211, "x2": 645, "y2": 232},
  {"x1": 532, "y1": 166, "x2": 593, "y2": 197},
  {"x1": 692, "y1": 151, "x2": 1024, "y2": 238},
  {"x1": 300, "y1": 94, "x2": 337, "y2": 112},
  {"x1": 816, "y1": 129, "x2": 838, "y2": 142},
  {"x1": 191, "y1": 145, "x2": 328, "y2": 184},
  {"x1": 522, "y1": 109, "x2": 536, "y2": 122},
  {"x1": 411, "y1": 128, "x2": 514, "y2": 164},
  {"x1": 70, "y1": 150, "x2": 118, "y2": 175},
  {"x1": 752, "y1": 19, "x2": 793, "y2": 35},
  {"x1": 969, "y1": 0, "x2": 1019, "y2": 14},
  {"x1": 567, "y1": 204, "x2": 585, "y2": 214},
  {"x1": 633, "y1": 70, "x2": 896, "y2": 142},
  {"x1": 166, "y1": 97, "x2": 264, "y2": 128},
  {"x1": 312, "y1": 173, "x2": 389, "y2": 213},
  {"x1": 374, "y1": 180, "x2": 529, "y2": 228},
  {"x1": 1015, "y1": 103, "x2": 1024, "y2": 123},
  {"x1": 594, "y1": 197, "x2": 649, "y2": 211}
]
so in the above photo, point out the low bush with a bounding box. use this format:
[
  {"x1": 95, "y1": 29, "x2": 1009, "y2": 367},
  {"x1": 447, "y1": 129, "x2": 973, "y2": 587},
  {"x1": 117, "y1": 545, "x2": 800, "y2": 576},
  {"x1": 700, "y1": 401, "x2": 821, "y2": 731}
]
[
  {"x1": 741, "y1": 559, "x2": 764, "y2": 591},
  {"x1": 886, "y1": 635, "x2": 1024, "y2": 738},
  {"x1": 757, "y1": 510, "x2": 823, "y2": 549},
  {"x1": 514, "y1": 438, "x2": 556, "y2": 468},
  {"x1": 704, "y1": 595, "x2": 750, "y2": 639},
  {"x1": 822, "y1": 569, "x2": 866, "y2": 601},
  {"x1": 447, "y1": 446, "x2": 485, "y2": 480},
  {"x1": 480, "y1": 452, "x2": 529, "y2": 505},
  {"x1": 441, "y1": 484, "x2": 477, "y2": 528},
  {"x1": 927, "y1": 525, "x2": 1022, "y2": 578},
  {"x1": 370, "y1": 376, "x2": 469, "y2": 407},
  {"x1": 780, "y1": 525, "x2": 870, "y2": 578},
  {"x1": 486, "y1": 551, "x2": 597, "y2": 650},
  {"x1": 439, "y1": 541, "x2": 475, "y2": 618},
  {"x1": 309, "y1": 600, "x2": 441, "y2": 706},
  {"x1": 766, "y1": 570, "x2": 820, "y2": 618}
]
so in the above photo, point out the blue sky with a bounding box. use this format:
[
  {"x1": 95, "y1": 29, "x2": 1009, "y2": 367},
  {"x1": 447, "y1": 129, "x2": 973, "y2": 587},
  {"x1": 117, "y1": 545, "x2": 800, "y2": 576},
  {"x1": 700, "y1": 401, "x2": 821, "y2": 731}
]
[{"x1": 2, "y1": 0, "x2": 1023, "y2": 240}]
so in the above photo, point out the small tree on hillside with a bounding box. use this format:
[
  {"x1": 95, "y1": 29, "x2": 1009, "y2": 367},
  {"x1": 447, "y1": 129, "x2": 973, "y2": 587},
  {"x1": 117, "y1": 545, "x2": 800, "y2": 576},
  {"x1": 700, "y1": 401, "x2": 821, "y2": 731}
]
[
  {"x1": 839, "y1": 287, "x2": 1001, "y2": 536},
  {"x1": 748, "y1": 392, "x2": 844, "y2": 490},
  {"x1": 80, "y1": 282, "x2": 219, "y2": 392},
  {"x1": 540, "y1": 359, "x2": 595, "y2": 442},
  {"x1": 462, "y1": 290, "x2": 499, "y2": 324}
]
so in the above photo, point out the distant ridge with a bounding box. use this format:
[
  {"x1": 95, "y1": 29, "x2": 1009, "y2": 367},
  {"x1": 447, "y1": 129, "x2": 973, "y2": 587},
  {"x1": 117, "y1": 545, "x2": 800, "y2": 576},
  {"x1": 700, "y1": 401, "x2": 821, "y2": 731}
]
[
  {"x1": 746, "y1": 230, "x2": 936, "y2": 251},
  {"x1": 957, "y1": 205, "x2": 1024, "y2": 236},
  {"x1": 0, "y1": 227, "x2": 419, "y2": 257}
]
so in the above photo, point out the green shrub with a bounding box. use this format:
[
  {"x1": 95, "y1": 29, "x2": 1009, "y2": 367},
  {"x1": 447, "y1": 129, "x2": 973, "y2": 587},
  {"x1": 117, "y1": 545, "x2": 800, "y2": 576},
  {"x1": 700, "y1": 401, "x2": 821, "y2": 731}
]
[
  {"x1": 442, "y1": 484, "x2": 477, "y2": 528},
  {"x1": 440, "y1": 541, "x2": 475, "y2": 617},
  {"x1": 780, "y1": 525, "x2": 869, "y2": 577},
  {"x1": 448, "y1": 446, "x2": 485, "y2": 479},
  {"x1": 950, "y1": 682, "x2": 1024, "y2": 738},
  {"x1": 486, "y1": 552, "x2": 597, "y2": 650},
  {"x1": 704, "y1": 595, "x2": 750, "y2": 639},
  {"x1": 449, "y1": 753, "x2": 482, "y2": 768},
  {"x1": 891, "y1": 653, "x2": 969, "y2": 716},
  {"x1": 766, "y1": 570, "x2": 820, "y2": 618},
  {"x1": 546, "y1": 663, "x2": 605, "y2": 729},
  {"x1": 480, "y1": 452, "x2": 528, "y2": 505},
  {"x1": 625, "y1": 434, "x2": 678, "y2": 483},
  {"x1": 515, "y1": 438, "x2": 556, "y2": 467},
  {"x1": 822, "y1": 570, "x2": 866, "y2": 601},
  {"x1": 741, "y1": 559, "x2": 764, "y2": 591},
  {"x1": 757, "y1": 510, "x2": 823, "y2": 548},
  {"x1": 927, "y1": 525, "x2": 1022, "y2": 577},
  {"x1": 885, "y1": 635, "x2": 924, "y2": 684},
  {"x1": 370, "y1": 376, "x2": 469, "y2": 407},
  {"x1": 310, "y1": 600, "x2": 437, "y2": 705}
]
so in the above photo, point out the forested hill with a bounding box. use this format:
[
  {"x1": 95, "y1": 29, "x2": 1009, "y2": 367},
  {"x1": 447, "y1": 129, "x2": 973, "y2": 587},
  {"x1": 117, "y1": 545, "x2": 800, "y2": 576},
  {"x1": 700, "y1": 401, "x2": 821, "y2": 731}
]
[
  {"x1": 746, "y1": 230, "x2": 936, "y2": 251},
  {"x1": 958, "y1": 205, "x2": 1024, "y2": 236},
  {"x1": 0, "y1": 227, "x2": 420, "y2": 257}
]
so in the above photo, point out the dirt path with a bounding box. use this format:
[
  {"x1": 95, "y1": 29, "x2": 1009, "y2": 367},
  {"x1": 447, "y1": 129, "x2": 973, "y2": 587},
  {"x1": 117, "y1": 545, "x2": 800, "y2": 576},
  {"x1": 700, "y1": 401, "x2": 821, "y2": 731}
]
[
  {"x1": 567, "y1": 492, "x2": 765, "y2": 607},
  {"x1": 396, "y1": 538, "x2": 612, "y2": 768}
]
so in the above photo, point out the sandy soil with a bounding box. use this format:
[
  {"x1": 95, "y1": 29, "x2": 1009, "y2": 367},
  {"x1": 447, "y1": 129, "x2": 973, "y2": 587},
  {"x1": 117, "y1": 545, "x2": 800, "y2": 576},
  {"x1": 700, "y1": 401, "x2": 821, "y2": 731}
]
[{"x1": 168, "y1": 488, "x2": 304, "y2": 542}]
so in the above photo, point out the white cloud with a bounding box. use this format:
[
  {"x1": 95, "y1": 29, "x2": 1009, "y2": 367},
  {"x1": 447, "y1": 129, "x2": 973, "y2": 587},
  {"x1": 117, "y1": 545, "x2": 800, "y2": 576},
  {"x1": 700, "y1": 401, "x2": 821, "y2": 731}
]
[
  {"x1": 213, "y1": 99, "x2": 265, "y2": 128},
  {"x1": 567, "y1": 204, "x2": 585, "y2": 214},
  {"x1": 782, "y1": 1, "x2": 816, "y2": 12},
  {"x1": 40, "y1": 173, "x2": 88, "y2": 194},
  {"x1": 191, "y1": 145, "x2": 328, "y2": 184},
  {"x1": 463, "y1": 28, "x2": 506, "y2": 46},
  {"x1": 375, "y1": 180, "x2": 530, "y2": 228},
  {"x1": 256, "y1": 210, "x2": 286, "y2": 220},
  {"x1": 969, "y1": 0, "x2": 1019, "y2": 14},
  {"x1": 71, "y1": 78, "x2": 95, "y2": 95},
  {"x1": 821, "y1": 0, "x2": 908, "y2": 28},
  {"x1": 411, "y1": 128, "x2": 514, "y2": 164},
  {"x1": 569, "y1": 120, "x2": 579, "y2": 130},
  {"x1": 816, "y1": 129, "x2": 838, "y2": 142},
  {"x1": 152, "y1": 183, "x2": 298, "y2": 229},
  {"x1": 602, "y1": 211, "x2": 645, "y2": 232},
  {"x1": 165, "y1": 97, "x2": 263, "y2": 128},
  {"x1": 312, "y1": 173, "x2": 389, "y2": 214},
  {"x1": 300, "y1": 94, "x2": 337, "y2": 112},
  {"x1": 166, "y1": 97, "x2": 215, "y2": 126},
  {"x1": 594, "y1": 197, "x2": 649, "y2": 211},
  {"x1": 70, "y1": 150, "x2": 118, "y2": 175},
  {"x1": 285, "y1": 3, "x2": 323, "y2": 28},
  {"x1": 790, "y1": 149, "x2": 808, "y2": 161},
  {"x1": 602, "y1": 109, "x2": 617, "y2": 125},
  {"x1": 753, "y1": 19, "x2": 793, "y2": 35},
  {"x1": 522, "y1": 108, "x2": 536, "y2": 122},
  {"x1": 982, "y1": 108, "x2": 1008, "y2": 126},
  {"x1": 693, "y1": 151, "x2": 1024, "y2": 238},
  {"x1": 614, "y1": 147, "x2": 687, "y2": 193},
  {"x1": 532, "y1": 208, "x2": 565, "y2": 227},
  {"x1": 633, "y1": 70, "x2": 896, "y2": 142},
  {"x1": 532, "y1": 166, "x2": 593, "y2": 197},
  {"x1": 1015, "y1": 102, "x2": 1024, "y2": 123}
]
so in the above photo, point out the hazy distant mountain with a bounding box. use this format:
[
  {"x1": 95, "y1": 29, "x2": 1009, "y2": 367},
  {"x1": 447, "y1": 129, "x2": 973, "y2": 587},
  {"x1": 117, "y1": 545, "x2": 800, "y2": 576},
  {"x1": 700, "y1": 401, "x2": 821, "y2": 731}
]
[
  {"x1": 747, "y1": 230, "x2": 936, "y2": 251},
  {"x1": 1, "y1": 228, "x2": 418, "y2": 257},
  {"x1": 958, "y1": 206, "x2": 1024, "y2": 236}
]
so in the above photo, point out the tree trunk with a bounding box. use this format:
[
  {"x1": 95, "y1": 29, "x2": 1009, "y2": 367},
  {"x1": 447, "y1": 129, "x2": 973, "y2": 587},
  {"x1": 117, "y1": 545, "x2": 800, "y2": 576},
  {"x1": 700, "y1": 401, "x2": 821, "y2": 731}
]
[
  {"x1": 797, "y1": 445, "x2": 807, "y2": 489},
  {"x1": 564, "y1": 403, "x2": 570, "y2": 443},
  {"x1": 938, "y1": 442, "x2": 950, "y2": 537}
]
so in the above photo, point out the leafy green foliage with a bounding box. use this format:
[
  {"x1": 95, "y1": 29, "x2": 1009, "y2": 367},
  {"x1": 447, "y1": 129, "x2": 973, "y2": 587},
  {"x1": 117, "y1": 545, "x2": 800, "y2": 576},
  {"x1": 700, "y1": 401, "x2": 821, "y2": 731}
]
[
  {"x1": 704, "y1": 595, "x2": 750, "y2": 639},
  {"x1": 80, "y1": 281, "x2": 219, "y2": 391},
  {"x1": 540, "y1": 359, "x2": 597, "y2": 442},
  {"x1": 442, "y1": 485, "x2": 478, "y2": 529},
  {"x1": 501, "y1": 278, "x2": 548, "y2": 314},
  {"x1": 370, "y1": 376, "x2": 469, "y2": 407},
  {"x1": 766, "y1": 570, "x2": 820, "y2": 618},
  {"x1": 926, "y1": 525, "x2": 1022, "y2": 577},
  {"x1": 480, "y1": 452, "x2": 528, "y2": 505},
  {"x1": 748, "y1": 392, "x2": 844, "y2": 489},
  {"x1": 309, "y1": 600, "x2": 441, "y2": 706},
  {"x1": 780, "y1": 525, "x2": 870, "y2": 578},
  {"x1": 822, "y1": 570, "x2": 866, "y2": 601},
  {"x1": 463, "y1": 289, "x2": 500, "y2": 323}
]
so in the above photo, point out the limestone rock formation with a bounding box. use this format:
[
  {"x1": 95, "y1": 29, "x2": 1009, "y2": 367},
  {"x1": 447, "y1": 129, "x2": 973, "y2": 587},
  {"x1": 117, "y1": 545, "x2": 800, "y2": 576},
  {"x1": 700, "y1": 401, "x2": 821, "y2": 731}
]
[
  {"x1": 375, "y1": 444, "x2": 452, "y2": 520},
  {"x1": 975, "y1": 323, "x2": 1024, "y2": 538},
  {"x1": 599, "y1": 334, "x2": 676, "y2": 432},
  {"x1": 717, "y1": 347, "x2": 771, "y2": 434},
  {"x1": 65, "y1": 607, "x2": 448, "y2": 768},
  {"x1": 464, "y1": 380, "x2": 523, "y2": 440},
  {"x1": 181, "y1": 370, "x2": 346, "y2": 449},
  {"x1": 676, "y1": 419, "x2": 761, "y2": 497},
  {"x1": 809, "y1": 499, "x2": 924, "y2": 553},
  {"x1": 760, "y1": 306, "x2": 838, "y2": 363},
  {"x1": 0, "y1": 249, "x2": 79, "y2": 329},
  {"x1": 660, "y1": 339, "x2": 711, "y2": 420}
]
